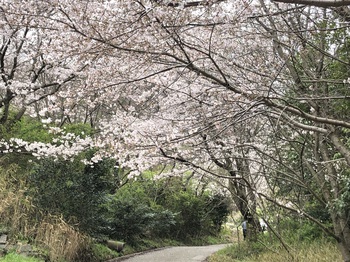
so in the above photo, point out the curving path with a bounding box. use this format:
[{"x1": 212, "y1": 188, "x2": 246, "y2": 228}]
[{"x1": 109, "y1": 244, "x2": 228, "y2": 262}]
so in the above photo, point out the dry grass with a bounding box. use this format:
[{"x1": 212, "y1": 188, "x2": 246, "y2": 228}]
[
  {"x1": 209, "y1": 240, "x2": 343, "y2": 262},
  {"x1": 0, "y1": 164, "x2": 36, "y2": 238},
  {"x1": 251, "y1": 241, "x2": 342, "y2": 262},
  {"x1": 0, "y1": 165, "x2": 91, "y2": 262},
  {"x1": 35, "y1": 215, "x2": 90, "y2": 262}
]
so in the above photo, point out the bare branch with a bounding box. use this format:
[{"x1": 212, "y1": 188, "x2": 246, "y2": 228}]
[{"x1": 273, "y1": 0, "x2": 350, "y2": 7}]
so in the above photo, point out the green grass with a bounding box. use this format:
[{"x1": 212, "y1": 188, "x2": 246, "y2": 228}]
[
  {"x1": 208, "y1": 239, "x2": 342, "y2": 262},
  {"x1": 91, "y1": 243, "x2": 120, "y2": 261},
  {"x1": 0, "y1": 253, "x2": 44, "y2": 262}
]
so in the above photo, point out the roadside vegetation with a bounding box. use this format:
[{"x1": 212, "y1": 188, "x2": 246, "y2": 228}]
[
  {"x1": 0, "y1": 110, "x2": 347, "y2": 262},
  {"x1": 209, "y1": 219, "x2": 342, "y2": 262},
  {"x1": 0, "y1": 253, "x2": 43, "y2": 262},
  {"x1": 0, "y1": 121, "x2": 231, "y2": 261},
  {"x1": 209, "y1": 240, "x2": 342, "y2": 262}
]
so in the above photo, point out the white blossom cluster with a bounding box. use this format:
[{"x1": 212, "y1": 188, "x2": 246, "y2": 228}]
[{"x1": 0, "y1": 134, "x2": 95, "y2": 161}]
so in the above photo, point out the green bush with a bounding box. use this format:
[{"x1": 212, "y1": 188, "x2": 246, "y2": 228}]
[
  {"x1": 102, "y1": 181, "x2": 177, "y2": 245},
  {"x1": 104, "y1": 196, "x2": 154, "y2": 244},
  {"x1": 167, "y1": 190, "x2": 207, "y2": 239},
  {"x1": 101, "y1": 175, "x2": 230, "y2": 244},
  {"x1": 277, "y1": 217, "x2": 328, "y2": 242},
  {"x1": 27, "y1": 155, "x2": 117, "y2": 236},
  {"x1": 157, "y1": 178, "x2": 230, "y2": 240},
  {"x1": 206, "y1": 194, "x2": 231, "y2": 233}
]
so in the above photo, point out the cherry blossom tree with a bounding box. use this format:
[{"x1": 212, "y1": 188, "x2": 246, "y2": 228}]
[
  {"x1": 1, "y1": 0, "x2": 350, "y2": 259},
  {"x1": 36, "y1": 0, "x2": 282, "y2": 243},
  {"x1": 52, "y1": 1, "x2": 349, "y2": 257},
  {"x1": 248, "y1": 2, "x2": 350, "y2": 258},
  {"x1": 0, "y1": 1, "x2": 121, "y2": 158},
  {"x1": 0, "y1": 1, "x2": 83, "y2": 127}
]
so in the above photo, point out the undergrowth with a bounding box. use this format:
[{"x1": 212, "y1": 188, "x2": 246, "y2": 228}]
[
  {"x1": 0, "y1": 164, "x2": 91, "y2": 262},
  {"x1": 208, "y1": 237, "x2": 342, "y2": 262},
  {"x1": 0, "y1": 253, "x2": 43, "y2": 262}
]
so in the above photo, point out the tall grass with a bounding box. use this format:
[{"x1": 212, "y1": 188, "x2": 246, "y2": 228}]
[
  {"x1": 209, "y1": 237, "x2": 342, "y2": 262},
  {"x1": 0, "y1": 164, "x2": 35, "y2": 238},
  {"x1": 252, "y1": 240, "x2": 342, "y2": 262},
  {"x1": 35, "y1": 215, "x2": 91, "y2": 262},
  {"x1": 0, "y1": 165, "x2": 91, "y2": 262}
]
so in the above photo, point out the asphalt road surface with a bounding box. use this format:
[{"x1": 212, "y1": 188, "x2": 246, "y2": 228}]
[{"x1": 113, "y1": 244, "x2": 228, "y2": 262}]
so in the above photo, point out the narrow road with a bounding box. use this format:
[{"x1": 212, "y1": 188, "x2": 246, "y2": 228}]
[{"x1": 110, "y1": 244, "x2": 228, "y2": 262}]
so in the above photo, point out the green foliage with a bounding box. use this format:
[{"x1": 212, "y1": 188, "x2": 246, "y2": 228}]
[
  {"x1": 166, "y1": 190, "x2": 207, "y2": 238},
  {"x1": 149, "y1": 209, "x2": 178, "y2": 238},
  {"x1": 207, "y1": 194, "x2": 231, "y2": 233},
  {"x1": 101, "y1": 176, "x2": 230, "y2": 245},
  {"x1": 62, "y1": 123, "x2": 94, "y2": 137},
  {"x1": 209, "y1": 216, "x2": 341, "y2": 262},
  {"x1": 11, "y1": 116, "x2": 53, "y2": 143},
  {"x1": 211, "y1": 241, "x2": 264, "y2": 261},
  {"x1": 165, "y1": 190, "x2": 229, "y2": 239},
  {"x1": 102, "y1": 180, "x2": 177, "y2": 245},
  {"x1": 105, "y1": 196, "x2": 156, "y2": 243},
  {"x1": 90, "y1": 243, "x2": 119, "y2": 262},
  {"x1": 27, "y1": 155, "x2": 117, "y2": 236},
  {"x1": 1, "y1": 114, "x2": 94, "y2": 143},
  {"x1": 0, "y1": 253, "x2": 44, "y2": 262},
  {"x1": 304, "y1": 201, "x2": 331, "y2": 224},
  {"x1": 140, "y1": 176, "x2": 229, "y2": 240},
  {"x1": 209, "y1": 240, "x2": 342, "y2": 262},
  {"x1": 332, "y1": 168, "x2": 350, "y2": 215},
  {"x1": 277, "y1": 216, "x2": 329, "y2": 242}
]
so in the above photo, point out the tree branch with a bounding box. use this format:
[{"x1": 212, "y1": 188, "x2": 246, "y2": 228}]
[
  {"x1": 273, "y1": 0, "x2": 350, "y2": 7},
  {"x1": 153, "y1": 0, "x2": 225, "y2": 8}
]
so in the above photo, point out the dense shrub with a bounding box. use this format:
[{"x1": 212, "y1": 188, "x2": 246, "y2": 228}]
[
  {"x1": 152, "y1": 177, "x2": 231, "y2": 240},
  {"x1": 102, "y1": 180, "x2": 177, "y2": 244},
  {"x1": 102, "y1": 176, "x2": 230, "y2": 244},
  {"x1": 275, "y1": 216, "x2": 330, "y2": 242},
  {"x1": 27, "y1": 155, "x2": 117, "y2": 236},
  {"x1": 206, "y1": 194, "x2": 231, "y2": 233}
]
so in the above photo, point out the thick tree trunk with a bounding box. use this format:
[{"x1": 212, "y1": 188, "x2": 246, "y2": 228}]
[
  {"x1": 228, "y1": 170, "x2": 261, "y2": 240},
  {"x1": 331, "y1": 213, "x2": 350, "y2": 262},
  {"x1": 0, "y1": 91, "x2": 13, "y2": 125},
  {"x1": 229, "y1": 183, "x2": 261, "y2": 241},
  {"x1": 318, "y1": 133, "x2": 350, "y2": 262}
]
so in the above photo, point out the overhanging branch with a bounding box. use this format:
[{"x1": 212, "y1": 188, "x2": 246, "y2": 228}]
[
  {"x1": 273, "y1": 0, "x2": 350, "y2": 7},
  {"x1": 153, "y1": 0, "x2": 225, "y2": 8}
]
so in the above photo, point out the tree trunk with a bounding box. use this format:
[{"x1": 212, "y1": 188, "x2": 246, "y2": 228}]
[
  {"x1": 228, "y1": 162, "x2": 261, "y2": 241},
  {"x1": 331, "y1": 213, "x2": 350, "y2": 262}
]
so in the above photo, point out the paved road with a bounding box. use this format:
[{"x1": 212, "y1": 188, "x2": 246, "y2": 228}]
[{"x1": 112, "y1": 244, "x2": 228, "y2": 262}]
